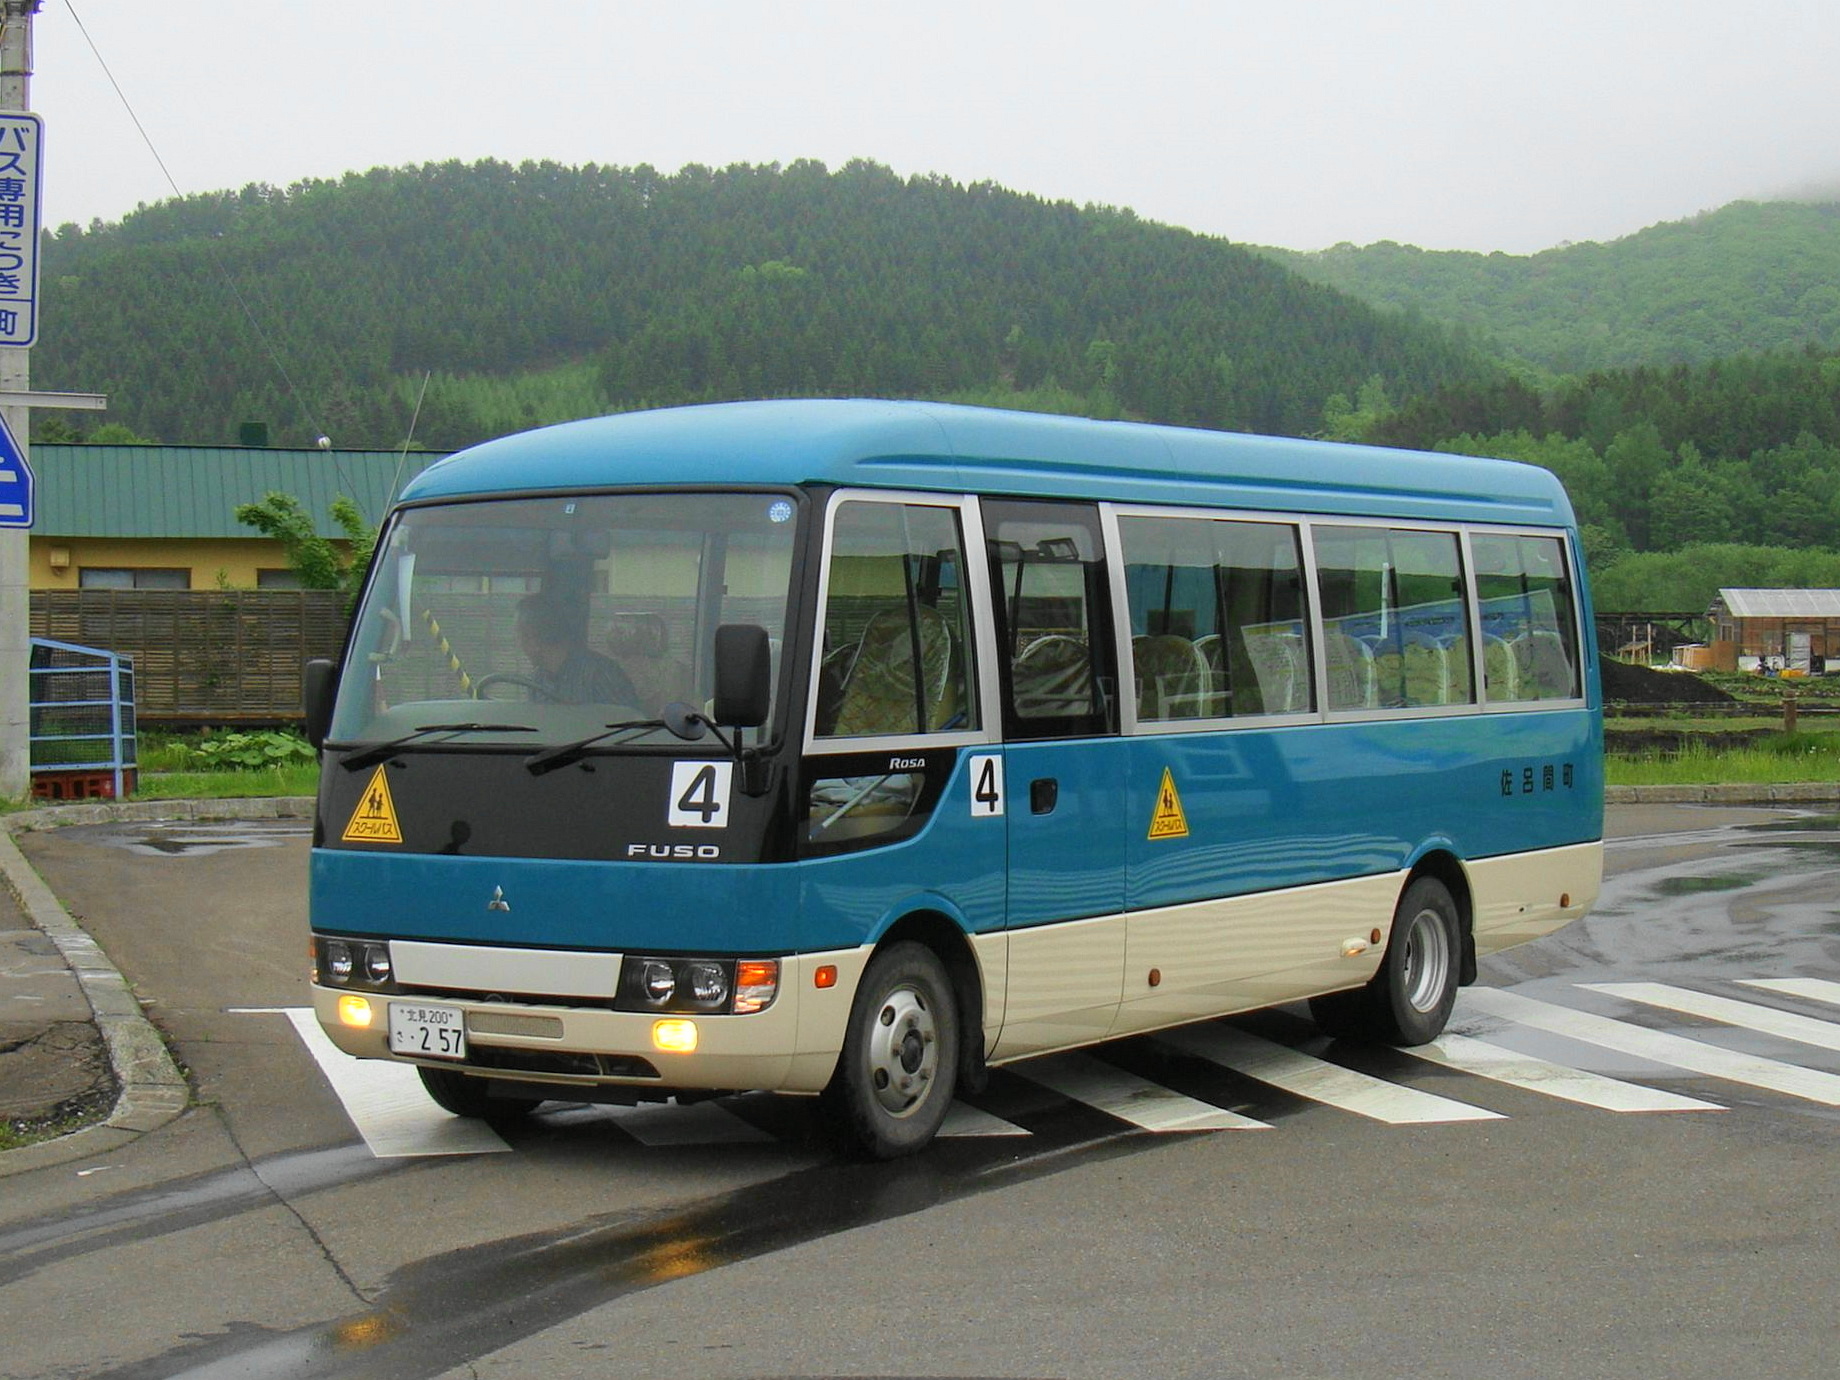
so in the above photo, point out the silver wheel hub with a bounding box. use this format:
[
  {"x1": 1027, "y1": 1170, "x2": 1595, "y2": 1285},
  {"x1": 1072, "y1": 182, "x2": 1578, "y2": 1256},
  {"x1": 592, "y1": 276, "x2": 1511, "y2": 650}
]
[
  {"x1": 866, "y1": 985, "x2": 938, "y2": 1116},
  {"x1": 1401, "y1": 906, "x2": 1452, "y2": 1012}
]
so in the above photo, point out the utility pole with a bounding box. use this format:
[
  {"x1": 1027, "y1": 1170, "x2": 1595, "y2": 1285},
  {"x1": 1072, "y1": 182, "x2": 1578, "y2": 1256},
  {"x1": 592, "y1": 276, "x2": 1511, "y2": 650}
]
[{"x1": 0, "y1": 0, "x2": 38, "y2": 800}]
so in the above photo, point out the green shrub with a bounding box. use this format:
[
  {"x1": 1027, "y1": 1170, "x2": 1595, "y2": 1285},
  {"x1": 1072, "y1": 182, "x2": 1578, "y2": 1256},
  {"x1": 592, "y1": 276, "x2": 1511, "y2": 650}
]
[{"x1": 189, "y1": 730, "x2": 317, "y2": 771}]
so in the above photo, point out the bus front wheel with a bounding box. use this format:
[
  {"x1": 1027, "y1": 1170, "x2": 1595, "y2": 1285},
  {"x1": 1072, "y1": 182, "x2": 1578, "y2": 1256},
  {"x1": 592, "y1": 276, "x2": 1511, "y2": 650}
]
[
  {"x1": 1310, "y1": 877, "x2": 1460, "y2": 1046},
  {"x1": 820, "y1": 942, "x2": 960, "y2": 1160},
  {"x1": 417, "y1": 1066, "x2": 540, "y2": 1127}
]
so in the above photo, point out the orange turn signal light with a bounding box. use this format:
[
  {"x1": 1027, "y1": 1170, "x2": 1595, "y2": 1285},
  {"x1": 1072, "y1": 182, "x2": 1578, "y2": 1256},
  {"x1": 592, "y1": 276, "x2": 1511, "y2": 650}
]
[{"x1": 814, "y1": 965, "x2": 838, "y2": 989}]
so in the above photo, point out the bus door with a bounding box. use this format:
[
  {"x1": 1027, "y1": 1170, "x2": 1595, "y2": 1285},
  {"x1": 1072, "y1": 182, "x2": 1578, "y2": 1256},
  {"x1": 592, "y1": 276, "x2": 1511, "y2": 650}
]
[{"x1": 981, "y1": 499, "x2": 1129, "y2": 1059}]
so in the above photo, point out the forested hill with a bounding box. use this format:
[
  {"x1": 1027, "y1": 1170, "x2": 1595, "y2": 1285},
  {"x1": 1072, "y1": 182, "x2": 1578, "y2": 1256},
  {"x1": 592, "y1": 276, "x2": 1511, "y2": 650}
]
[
  {"x1": 38, "y1": 159, "x2": 1490, "y2": 450},
  {"x1": 1261, "y1": 199, "x2": 1840, "y2": 376}
]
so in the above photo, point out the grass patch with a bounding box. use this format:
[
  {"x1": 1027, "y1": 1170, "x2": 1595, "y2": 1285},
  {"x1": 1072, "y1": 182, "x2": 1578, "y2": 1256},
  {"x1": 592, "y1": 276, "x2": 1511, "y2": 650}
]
[
  {"x1": 1608, "y1": 730, "x2": 1840, "y2": 786},
  {"x1": 133, "y1": 765, "x2": 320, "y2": 800}
]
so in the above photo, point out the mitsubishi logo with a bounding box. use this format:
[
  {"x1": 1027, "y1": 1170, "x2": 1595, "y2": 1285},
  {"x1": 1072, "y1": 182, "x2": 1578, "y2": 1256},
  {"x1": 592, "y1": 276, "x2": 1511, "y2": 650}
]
[{"x1": 487, "y1": 886, "x2": 511, "y2": 912}]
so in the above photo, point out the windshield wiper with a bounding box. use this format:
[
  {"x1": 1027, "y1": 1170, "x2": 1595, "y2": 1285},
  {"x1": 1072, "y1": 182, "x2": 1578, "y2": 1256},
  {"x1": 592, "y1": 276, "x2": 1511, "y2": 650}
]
[
  {"x1": 339, "y1": 722, "x2": 537, "y2": 772},
  {"x1": 525, "y1": 702, "x2": 708, "y2": 776}
]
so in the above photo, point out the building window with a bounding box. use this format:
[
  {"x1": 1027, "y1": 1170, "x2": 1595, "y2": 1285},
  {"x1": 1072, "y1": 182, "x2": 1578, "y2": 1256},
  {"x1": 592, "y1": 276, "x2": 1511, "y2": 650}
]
[
  {"x1": 79, "y1": 568, "x2": 191, "y2": 590},
  {"x1": 256, "y1": 569, "x2": 304, "y2": 590}
]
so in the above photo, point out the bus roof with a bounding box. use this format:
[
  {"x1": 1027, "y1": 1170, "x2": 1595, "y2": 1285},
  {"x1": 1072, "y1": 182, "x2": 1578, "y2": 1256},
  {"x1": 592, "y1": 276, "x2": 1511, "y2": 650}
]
[{"x1": 401, "y1": 399, "x2": 1578, "y2": 529}]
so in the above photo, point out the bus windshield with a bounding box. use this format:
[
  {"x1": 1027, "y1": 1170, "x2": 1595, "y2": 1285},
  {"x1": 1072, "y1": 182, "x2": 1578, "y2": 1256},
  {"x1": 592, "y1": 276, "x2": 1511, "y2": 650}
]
[{"x1": 331, "y1": 490, "x2": 799, "y2": 749}]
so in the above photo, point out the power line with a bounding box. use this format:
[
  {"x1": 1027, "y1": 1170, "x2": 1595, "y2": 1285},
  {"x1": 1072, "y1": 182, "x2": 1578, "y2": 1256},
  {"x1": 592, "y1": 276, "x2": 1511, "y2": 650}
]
[{"x1": 61, "y1": 1, "x2": 341, "y2": 469}]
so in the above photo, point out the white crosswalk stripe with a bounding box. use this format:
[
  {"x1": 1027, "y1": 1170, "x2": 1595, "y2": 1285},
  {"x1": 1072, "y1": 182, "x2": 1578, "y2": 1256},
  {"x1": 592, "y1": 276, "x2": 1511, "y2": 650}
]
[
  {"x1": 1585, "y1": 981, "x2": 1840, "y2": 1054},
  {"x1": 268, "y1": 978, "x2": 1840, "y2": 1154},
  {"x1": 1016, "y1": 1051, "x2": 1270, "y2": 1131},
  {"x1": 1158, "y1": 1023, "x2": 1503, "y2": 1123},
  {"x1": 1462, "y1": 987, "x2": 1840, "y2": 1107},
  {"x1": 1741, "y1": 977, "x2": 1840, "y2": 1008},
  {"x1": 1408, "y1": 1031, "x2": 1723, "y2": 1112},
  {"x1": 281, "y1": 1009, "x2": 511, "y2": 1158}
]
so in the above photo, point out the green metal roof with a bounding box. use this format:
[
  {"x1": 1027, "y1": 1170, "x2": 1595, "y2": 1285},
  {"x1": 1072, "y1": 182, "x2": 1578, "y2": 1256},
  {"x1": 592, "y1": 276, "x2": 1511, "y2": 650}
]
[{"x1": 30, "y1": 445, "x2": 450, "y2": 539}]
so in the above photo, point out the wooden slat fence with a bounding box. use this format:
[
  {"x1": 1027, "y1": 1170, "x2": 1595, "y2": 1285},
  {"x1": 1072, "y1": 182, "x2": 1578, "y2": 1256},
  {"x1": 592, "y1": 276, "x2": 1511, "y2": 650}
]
[{"x1": 29, "y1": 590, "x2": 350, "y2": 723}]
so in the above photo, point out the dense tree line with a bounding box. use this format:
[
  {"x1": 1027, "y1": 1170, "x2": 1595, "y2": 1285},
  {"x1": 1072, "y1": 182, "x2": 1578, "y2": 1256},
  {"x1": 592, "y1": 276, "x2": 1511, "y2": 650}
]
[
  {"x1": 37, "y1": 158, "x2": 1485, "y2": 449},
  {"x1": 1262, "y1": 200, "x2": 1840, "y2": 376},
  {"x1": 1328, "y1": 348, "x2": 1840, "y2": 610}
]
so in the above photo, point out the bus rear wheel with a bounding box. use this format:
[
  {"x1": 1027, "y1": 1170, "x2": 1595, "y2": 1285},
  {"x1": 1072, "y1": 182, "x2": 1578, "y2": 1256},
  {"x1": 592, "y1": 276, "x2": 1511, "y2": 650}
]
[
  {"x1": 417, "y1": 1066, "x2": 540, "y2": 1127},
  {"x1": 820, "y1": 942, "x2": 960, "y2": 1160},
  {"x1": 1309, "y1": 877, "x2": 1460, "y2": 1046}
]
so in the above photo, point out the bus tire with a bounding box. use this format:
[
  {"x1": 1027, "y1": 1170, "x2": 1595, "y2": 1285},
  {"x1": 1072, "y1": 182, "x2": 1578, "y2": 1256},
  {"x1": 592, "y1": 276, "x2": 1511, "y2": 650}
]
[
  {"x1": 1309, "y1": 877, "x2": 1460, "y2": 1046},
  {"x1": 417, "y1": 1066, "x2": 539, "y2": 1127},
  {"x1": 820, "y1": 942, "x2": 960, "y2": 1160}
]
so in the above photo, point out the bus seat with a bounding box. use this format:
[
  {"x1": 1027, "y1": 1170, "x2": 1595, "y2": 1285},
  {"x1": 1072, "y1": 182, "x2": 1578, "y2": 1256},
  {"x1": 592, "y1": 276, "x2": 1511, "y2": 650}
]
[
  {"x1": 1522, "y1": 630, "x2": 1575, "y2": 699},
  {"x1": 606, "y1": 612, "x2": 690, "y2": 713},
  {"x1": 1193, "y1": 633, "x2": 1237, "y2": 716},
  {"x1": 831, "y1": 605, "x2": 958, "y2": 736},
  {"x1": 1132, "y1": 634, "x2": 1210, "y2": 720},
  {"x1": 1242, "y1": 629, "x2": 1306, "y2": 713},
  {"x1": 1322, "y1": 629, "x2": 1376, "y2": 710},
  {"x1": 1013, "y1": 634, "x2": 1092, "y2": 718}
]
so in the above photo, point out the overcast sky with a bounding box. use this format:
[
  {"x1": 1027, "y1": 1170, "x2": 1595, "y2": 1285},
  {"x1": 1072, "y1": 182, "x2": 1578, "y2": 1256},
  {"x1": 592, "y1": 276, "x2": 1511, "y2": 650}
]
[{"x1": 29, "y1": 0, "x2": 1840, "y2": 254}]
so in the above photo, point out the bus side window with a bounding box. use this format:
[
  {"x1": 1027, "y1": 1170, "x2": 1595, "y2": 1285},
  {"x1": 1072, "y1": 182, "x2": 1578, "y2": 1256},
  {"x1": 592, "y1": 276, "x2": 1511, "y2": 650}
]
[
  {"x1": 984, "y1": 499, "x2": 1117, "y2": 740},
  {"x1": 814, "y1": 500, "x2": 978, "y2": 739},
  {"x1": 1118, "y1": 514, "x2": 1312, "y2": 721},
  {"x1": 1472, "y1": 533, "x2": 1582, "y2": 702}
]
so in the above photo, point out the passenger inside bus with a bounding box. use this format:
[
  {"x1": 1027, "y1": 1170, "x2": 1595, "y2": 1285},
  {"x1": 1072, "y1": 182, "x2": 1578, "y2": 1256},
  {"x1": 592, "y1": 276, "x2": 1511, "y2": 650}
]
[{"x1": 516, "y1": 593, "x2": 640, "y2": 706}]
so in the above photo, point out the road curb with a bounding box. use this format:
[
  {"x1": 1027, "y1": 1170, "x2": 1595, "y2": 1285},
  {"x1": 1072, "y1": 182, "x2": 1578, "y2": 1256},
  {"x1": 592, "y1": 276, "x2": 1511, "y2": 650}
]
[
  {"x1": 0, "y1": 796, "x2": 314, "y2": 1176},
  {"x1": 1605, "y1": 783, "x2": 1840, "y2": 804}
]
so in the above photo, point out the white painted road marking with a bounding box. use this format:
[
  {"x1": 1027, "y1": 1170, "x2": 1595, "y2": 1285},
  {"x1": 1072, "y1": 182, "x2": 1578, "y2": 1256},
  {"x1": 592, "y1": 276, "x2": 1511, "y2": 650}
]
[
  {"x1": 1410, "y1": 1031, "x2": 1723, "y2": 1113},
  {"x1": 1017, "y1": 1051, "x2": 1270, "y2": 1131},
  {"x1": 1741, "y1": 977, "x2": 1840, "y2": 1009},
  {"x1": 1463, "y1": 988, "x2": 1840, "y2": 1107},
  {"x1": 1586, "y1": 981, "x2": 1840, "y2": 1054},
  {"x1": 279, "y1": 1009, "x2": 511, "y2": 1157},
  {"x1": 1159, "y1": 1023, "x2": 1504, "y2": 1123}
]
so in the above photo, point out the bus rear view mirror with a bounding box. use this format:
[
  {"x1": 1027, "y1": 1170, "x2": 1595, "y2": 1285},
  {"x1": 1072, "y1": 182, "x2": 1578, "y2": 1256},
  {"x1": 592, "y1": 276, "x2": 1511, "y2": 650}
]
[
  {"x1": 712, "y1": 625, "x2": 772, "y2": 728},
  {"x1": 303, "y1": 658, "x2": 338, "y2": 749}
]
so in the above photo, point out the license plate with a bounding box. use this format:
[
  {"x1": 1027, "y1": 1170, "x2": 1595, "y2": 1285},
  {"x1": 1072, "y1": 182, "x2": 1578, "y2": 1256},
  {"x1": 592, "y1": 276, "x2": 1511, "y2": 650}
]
[{"x1": 389, "y1": 1003, "x2": 467, "y2": 1060}]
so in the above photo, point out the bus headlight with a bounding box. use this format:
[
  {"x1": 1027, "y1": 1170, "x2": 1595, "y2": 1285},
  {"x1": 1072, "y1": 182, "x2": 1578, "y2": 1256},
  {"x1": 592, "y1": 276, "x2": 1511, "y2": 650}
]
[
  {"x1": 313, "y1": 936, "x2": 399, "y2": 994},
  {"x1": 685, "y1": 962, "x2": 729, "y2": 1006},
  {"x1": 618, "y1": 956, "x2": 778, "y2": 1014},
  {"x1": 640, "y1": 960, "x2": 677, "y2": 1005}
]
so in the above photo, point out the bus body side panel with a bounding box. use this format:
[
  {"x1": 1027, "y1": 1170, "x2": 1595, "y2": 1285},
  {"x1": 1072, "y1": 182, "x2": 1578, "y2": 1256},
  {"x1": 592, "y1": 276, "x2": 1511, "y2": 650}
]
[
  {"x1": 1112, "y1": 709, "x2": 1602, "y2": 1030},
  {"x1": 988, "y1": 738, "x2": 1130, "y2": 1058}
]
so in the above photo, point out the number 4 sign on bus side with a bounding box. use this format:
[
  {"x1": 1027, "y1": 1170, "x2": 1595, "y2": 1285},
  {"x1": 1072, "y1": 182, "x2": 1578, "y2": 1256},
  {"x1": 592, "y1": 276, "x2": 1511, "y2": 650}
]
[{"x1": 969, "y1": 754, "x2": 1004, "y2": 817}]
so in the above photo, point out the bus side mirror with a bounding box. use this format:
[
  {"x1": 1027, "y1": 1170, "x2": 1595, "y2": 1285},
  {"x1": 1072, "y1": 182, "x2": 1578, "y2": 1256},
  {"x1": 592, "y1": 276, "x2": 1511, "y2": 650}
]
[
  {"x1": 711, "y1": 625, "x2": 771, "y2": 728},
  {"x1": 303, "y1": 659, "x2": 338, "y2": 749}
]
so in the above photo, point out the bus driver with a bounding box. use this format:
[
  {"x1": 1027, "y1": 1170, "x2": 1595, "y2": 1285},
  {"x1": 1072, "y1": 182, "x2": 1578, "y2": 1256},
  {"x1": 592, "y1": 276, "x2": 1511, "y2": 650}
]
[{"x1": 515, "y1": 593, "x2": 639, "y2": 706}]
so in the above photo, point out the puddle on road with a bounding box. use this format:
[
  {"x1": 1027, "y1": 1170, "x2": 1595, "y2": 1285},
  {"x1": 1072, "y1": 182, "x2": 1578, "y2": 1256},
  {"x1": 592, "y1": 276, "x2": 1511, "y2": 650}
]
[
  {"x1": 81, "y1": 820, "x2": 310, "y2": 858},
  {"x1": 1653, "y1": 874, "x2": 1755, "y2": 897}
]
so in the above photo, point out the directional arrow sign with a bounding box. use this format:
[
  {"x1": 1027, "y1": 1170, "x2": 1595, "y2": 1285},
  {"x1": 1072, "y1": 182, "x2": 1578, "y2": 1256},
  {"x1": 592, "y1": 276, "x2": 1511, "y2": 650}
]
[{"x1": 0, "y1": 408, "x2": 32, "y2": 528}]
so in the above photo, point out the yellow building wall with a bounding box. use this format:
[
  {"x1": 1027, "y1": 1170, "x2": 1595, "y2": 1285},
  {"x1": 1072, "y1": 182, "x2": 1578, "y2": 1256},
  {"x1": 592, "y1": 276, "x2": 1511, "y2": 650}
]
[{"x1": 26, "y1": 537, "x2": 339, "y2": 590}]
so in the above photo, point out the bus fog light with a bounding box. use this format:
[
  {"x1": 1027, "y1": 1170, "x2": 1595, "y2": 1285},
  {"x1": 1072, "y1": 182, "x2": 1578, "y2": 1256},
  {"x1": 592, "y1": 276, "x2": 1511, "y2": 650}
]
[
  {"x1": 733, "y1": 959, "x2": 779, "y2": 1014},
  {"x1": 337, "y1": 995, "x2": 374, "y2": 1028},
  {"x1": 653, "y1": 1019, "x2": 698, "y2": 1053}
]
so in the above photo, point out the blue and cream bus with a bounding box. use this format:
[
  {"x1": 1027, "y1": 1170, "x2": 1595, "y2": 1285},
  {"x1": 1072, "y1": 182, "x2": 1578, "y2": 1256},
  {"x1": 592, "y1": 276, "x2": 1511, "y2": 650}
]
[{"x1": 305, "y1": 399, "x2": 1602, "y2": 1158}]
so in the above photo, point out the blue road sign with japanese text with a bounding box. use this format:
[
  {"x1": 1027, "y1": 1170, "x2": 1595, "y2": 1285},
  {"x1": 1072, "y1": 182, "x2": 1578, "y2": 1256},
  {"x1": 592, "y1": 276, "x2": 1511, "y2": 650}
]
[
  {"x1": 0, "y1": 112, "x2": 42, "y2": 347},
  {"x1": 0, "y1": 409, "x2": 32, "y2": 528}
]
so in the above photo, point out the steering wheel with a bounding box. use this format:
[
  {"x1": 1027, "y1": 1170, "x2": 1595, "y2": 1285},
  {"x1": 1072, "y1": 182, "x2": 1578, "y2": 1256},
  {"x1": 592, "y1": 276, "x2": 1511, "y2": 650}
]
[{"x1": 473, "y1": 673, "x2": 554, "y2": 702}]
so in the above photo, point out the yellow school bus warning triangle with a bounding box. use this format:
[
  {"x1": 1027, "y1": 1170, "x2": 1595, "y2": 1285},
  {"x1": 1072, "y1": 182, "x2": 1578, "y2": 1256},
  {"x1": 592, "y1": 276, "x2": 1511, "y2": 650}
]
[
  {"x1": 1147, "y1": 766, "x2": 1189, "y2": 840},
  {"x1": 343, "y1": 764, "x2": 404, "y2": 844}
]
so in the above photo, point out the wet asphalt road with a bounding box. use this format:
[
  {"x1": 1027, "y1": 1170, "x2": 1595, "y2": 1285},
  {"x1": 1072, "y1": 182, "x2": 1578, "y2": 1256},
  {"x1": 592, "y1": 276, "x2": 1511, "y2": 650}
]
[{"x1": 2, "y1": 803, "x2": 1837, "y2": 1380}]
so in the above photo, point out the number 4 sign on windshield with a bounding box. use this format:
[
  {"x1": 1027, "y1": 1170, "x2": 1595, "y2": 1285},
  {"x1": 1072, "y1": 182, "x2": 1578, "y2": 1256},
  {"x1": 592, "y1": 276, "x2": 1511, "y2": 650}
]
[{"x1": 668, "y1": 761, "x2": 734, "y2": 828}]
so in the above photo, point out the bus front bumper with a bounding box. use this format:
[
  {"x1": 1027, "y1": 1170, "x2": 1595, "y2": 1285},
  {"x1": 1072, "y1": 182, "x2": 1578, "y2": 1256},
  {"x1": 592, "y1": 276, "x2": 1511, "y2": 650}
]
[{"x1": 311, "y1": 948, "x2": 871, "y2": 1097}]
